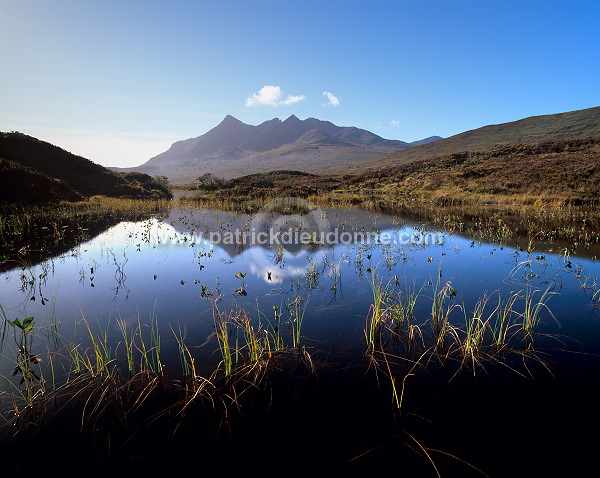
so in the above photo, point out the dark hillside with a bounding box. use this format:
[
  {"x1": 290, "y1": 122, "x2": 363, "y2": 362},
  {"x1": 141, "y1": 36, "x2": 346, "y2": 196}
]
[
  {"x1": 0, "y1": 158, "x2": 82, "y2": 203},
  {"x1": 0, "y1": 132, "x2": 171, "y2": 201}
]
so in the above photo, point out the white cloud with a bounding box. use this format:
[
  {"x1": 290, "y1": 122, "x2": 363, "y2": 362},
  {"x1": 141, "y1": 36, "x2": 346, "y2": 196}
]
[
  {"x1": 245, "y1": 85, "x2": 306, "y2": 107},
  {"x1": 390, "y1": 119, "x2": 401, "y2": 127},
  {"x1": 281, "y1": 94, "x2": 306, "y2": 105},
  {"x1": 322, "y1": 91, "x2": 340, "y2": 107}
]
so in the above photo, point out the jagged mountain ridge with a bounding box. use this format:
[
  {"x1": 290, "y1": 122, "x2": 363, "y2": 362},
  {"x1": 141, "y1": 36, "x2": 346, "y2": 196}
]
[{"x1": 117, "y1": 115, "x2": 441, "y2": 183}]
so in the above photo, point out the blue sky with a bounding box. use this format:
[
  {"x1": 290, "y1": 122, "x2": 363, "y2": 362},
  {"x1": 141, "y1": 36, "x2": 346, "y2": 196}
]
[{"x1": 1, "y1": 0, "x2": 598, "y2": 167}]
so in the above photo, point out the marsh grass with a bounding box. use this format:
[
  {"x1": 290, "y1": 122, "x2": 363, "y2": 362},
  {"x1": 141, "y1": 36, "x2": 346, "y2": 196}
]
[
  {"x1": 0, "y1": 302, "x2": 174, "y2": 443},
  {"x1": 0, "y1": 271, "x2": 570, "y2": 477},
  {"x1": 0, "y1": 287, "x2": 322, "y2": 446},
  {"x1": 429, "y1": 279, "x2": 460, "y2": 355},
  {"x1": 212, "y1": 302, "x2": 234, "y2": 381},
  {"x1": 364, "y1": 267, "x2": 561, "y2": 383},
  {"x1": 78, "y1": 314, "x2": 113, "y2": 376},
  {"x1": 210, "y1": 297, "x2": 288, "y2": 386},
  {"x1": 366, "y1": 272, "x2": 392, "y2": 353},
  {"x1": 115, "y1": 310, "x2": 163, "y2": 377},
  {"x1": 171, "y1": 324, "x2": 195, "y2": 380},
  {"x1": 268, "y1": 304, "x2": 285, "y2": 352},
  {"x1": 389, "y1": 279, "x2": 421, "y2": 330},
  {"x1": 117, "y1": 315, "x2": 136, "y2": 375},
  {"x1": 0, "y1": 312, "x2": 199, "y2": 444},
  {"x1": 491, "y1": 291, "x2": 520, "y2": 353},
  {"x1": 186, "y1": 186, "x2": 599, "y2": 252},
  {"x1": 287, "y1": 295, "x2": 308, "y2": 349},
  {"x1": 520, "y1": 287, "x2": 559, "y2": 349},
  {"x1": 461, "y1": 295, "x2": 492, "y2": 369}
]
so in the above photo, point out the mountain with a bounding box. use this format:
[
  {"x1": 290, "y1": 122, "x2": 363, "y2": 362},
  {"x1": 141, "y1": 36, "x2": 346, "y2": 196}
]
[
  {"x1": 320, "y1": 106, "x2": 600, "y2": 174},
  {"x1": 145, "y1": 115, "x2": 281, "y2": 166},
  {"x1": 117, "y1": 115, "x2": 441, "y2": 183},
  {"x1": 0, "y1": 132, "x2": 172, "y2": 203}
]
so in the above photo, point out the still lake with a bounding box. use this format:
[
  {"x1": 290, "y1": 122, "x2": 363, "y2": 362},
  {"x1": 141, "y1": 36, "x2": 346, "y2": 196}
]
[{"x1": 2, "y1": 199, "x2": 600, "y2": 474}]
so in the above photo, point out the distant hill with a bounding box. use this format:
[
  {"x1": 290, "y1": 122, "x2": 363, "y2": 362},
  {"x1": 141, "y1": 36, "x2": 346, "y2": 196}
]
[
  {"x1": 344, "y1": 137, "x2": 600, "y2": 202},
  {"x1": 0, "y1": 132, "x2": 172, "y2": 203},
  {"x1": 113, "y1": 115, "x2": 441, "y2": 183},
  {"x1": 320, "y1": 106, "x2": 600, "y2": 174}
]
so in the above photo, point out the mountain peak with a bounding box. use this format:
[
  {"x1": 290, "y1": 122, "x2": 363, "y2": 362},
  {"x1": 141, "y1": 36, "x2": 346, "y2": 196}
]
[
  {"x1": 220, "y1": 114, "x2": 243, "y2": 125},
  {"x1": 284, "y1": 114, "x2": 301, "y2": 123}
]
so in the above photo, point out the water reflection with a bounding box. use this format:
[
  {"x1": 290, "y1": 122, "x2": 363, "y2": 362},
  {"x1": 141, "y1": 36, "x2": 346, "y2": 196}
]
[{"x1": 1, "y1": 204, "x2": 600, "y2": 384}]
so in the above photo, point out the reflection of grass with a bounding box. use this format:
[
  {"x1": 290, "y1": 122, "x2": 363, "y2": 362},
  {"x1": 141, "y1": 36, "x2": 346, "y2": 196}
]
[
  {"x1": 593, "y1": 287, "x2": 600, "y2": 305},
  {"x1": 0, "y1": 198, "x2": 170, "y2": 271}
]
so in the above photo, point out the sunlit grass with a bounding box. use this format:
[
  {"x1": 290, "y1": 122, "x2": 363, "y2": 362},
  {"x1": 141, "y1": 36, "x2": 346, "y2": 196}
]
[
  {"x1": 366, "y1": 272, "x2": 388, "y2": 353},
  {"x1": 520, "y1": 287, "x2": 559, "y2": 349},
  {"x1": 491, "y1": 291, "x2": 520, "y2": 353},
  {"x1": 363, "y1": 265, "x2": 563, "y2": 383}
]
